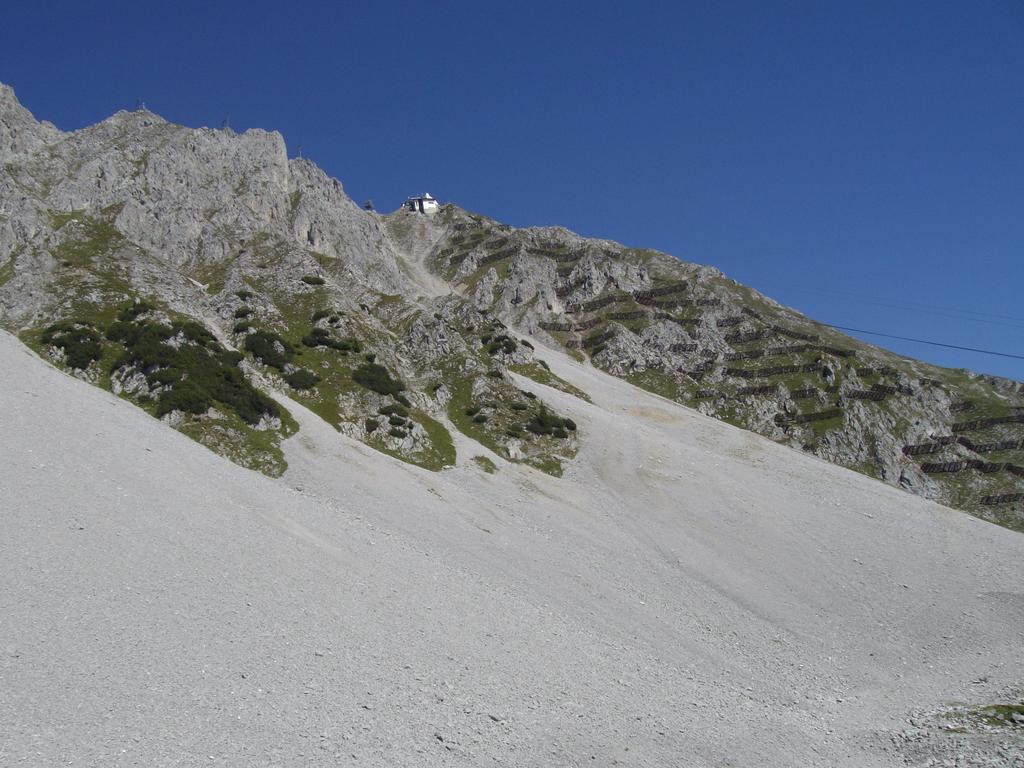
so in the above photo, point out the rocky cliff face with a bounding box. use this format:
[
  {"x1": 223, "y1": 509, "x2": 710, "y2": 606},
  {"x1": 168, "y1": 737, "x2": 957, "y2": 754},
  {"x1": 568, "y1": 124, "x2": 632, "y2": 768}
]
[
  {"x1": 1, "y1": 83, "x2": 1021, "y2": 530},
  {"x1": 0, "y1": 84, "x2": 581, "y2": 478}
]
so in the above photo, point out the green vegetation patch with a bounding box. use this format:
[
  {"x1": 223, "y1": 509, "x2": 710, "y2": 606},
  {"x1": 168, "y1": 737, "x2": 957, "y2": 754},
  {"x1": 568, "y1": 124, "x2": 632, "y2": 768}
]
[
  {"x1": 623, "y1": 368, "x2": 686, "y2": 402},
  {"x1": 445, "y1": 376, "x2": 577, "y2": 477},
  {"x1": 40, "y1": 320, "x2": 104, "y2": 370},
  {"x1": 473, "y1": 455, "x2": 498, "y2": 474},
  {"x1": 484, "y1": 334, "x2": 517, "y2": 355},
  {"x1": 51, "y1": 207, "x2": 124, "y2": 268},
  {"x1": 0, "y1": 244, "x2": 21, "y2": 287},
  {"x1": 510, "y1": 361, "x2": 593, "y2": 403},
  {"x1": 352, "y1": 362, "x2": 405, "y2": 396},
  {"x1": 363, "y1": 408, "x2": 456, "y2": 471},
  {"x1": 940, "y1": 702, "x2": 1024, "y2": 733},
  {"x1": 177, "y1": 404, "x2": 295, "y2": 478},
  {"x1": 284, "y1": 369, "x2": 321, "y2": 391},
  {"x1": 301, "y1": 326, "x2": 360, "y2": 353},
  {"x1": 526, "y1": 409, "x2": 575, "y2": 439},
  {"x1": 48, "y1": 209, "x2": 86, "y2": 230},
  {"x1": 109, "y1": 315, "x2": 279, "y2": 426},
  {"x1": 244, "y1": 330, "x2": 295, "y2": 371}
]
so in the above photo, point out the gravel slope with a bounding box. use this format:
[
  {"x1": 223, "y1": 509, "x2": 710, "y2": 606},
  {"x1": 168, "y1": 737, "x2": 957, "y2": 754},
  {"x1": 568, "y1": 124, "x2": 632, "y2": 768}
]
[{"x1": 2, "y1": 329, "x2": 1021, "y2": 766}]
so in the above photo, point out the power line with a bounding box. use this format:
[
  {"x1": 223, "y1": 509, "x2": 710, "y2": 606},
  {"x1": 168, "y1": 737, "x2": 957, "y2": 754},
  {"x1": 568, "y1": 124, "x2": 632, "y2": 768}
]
[
  {"x1": 763, "y1": 284, "x2": 1024, "y2": 330},
  {"x1": 823, "y1": 323, "x2": 1024, "y2": 361}
]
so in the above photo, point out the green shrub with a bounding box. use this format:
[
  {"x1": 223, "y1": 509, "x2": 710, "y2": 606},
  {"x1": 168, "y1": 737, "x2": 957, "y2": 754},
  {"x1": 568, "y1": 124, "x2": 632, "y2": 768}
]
[
  {"x1": 563, "y1": 418, "x2": 577, "y2": 431},
  {"x1": 106, "y1": 320, "x2": 138, "y2": 343},
  {"x1": 393, "y1": 393, "x2": 411, "y2": 408},
  {"x1": 233, "y1": 321, "x2": 252, "y2": 333},
  {"x1": 486, "y1": 369, "x2": 503, "y2": 379},
  {"x1": 329, "y1": 314, "x2": 341, "y2": 323},
  {"x1": 244, "y1": 330, "x2": 294, "y2": 371},
  {"x1": 524, "y1": 391, "x2": 537, "y2": 399},
  {"x1": 465, "y1": 406, "x2": 481, "y2": 417},
  {"x1": 388, "y1": 427, "x2": 407, "y2": 438},
  {"x1": 365, "y1": 418, "x2": 380, "y2": 432},
  {"x1": 486, "y1": 335, "x2": 517, "y2": 355},
  {"x1": 526, "y1": 409, "x2": 570, "y2": 436},
  {"x1": 552, "y1": 427, "x2": 568, "y2": 439},
  {"x1": 233, "y1": 307, "x2": 252, "y2": 319},
  {"x1": 521, "y1": 339, "x2": 534, "y2": 350},
  {"x1": 124, "y1": 322, "x2": 176, "y2": 363},
  {"x1": 388, "y1": 414, "x2": 407, "y2": 427},
  {"x1": 511, "y1": 402, "x2": 528, "y2": 411},
  {"x1": 284, "y1": 369, "x2": 321, "y2": 390},
  {"x1": 235, "y1": 290, "x2": 253, "y2": 301},
  {"x1": 352, "y1": 363, "x2": 404, "y2": 396},
  {"x1": 41, "y1": 321, "x2": 103, "y2": 370},
  {"x1": 472, "y1": 414, "x2": 488, "y2": 424},
  {"x1": 178, "y1": 321, "x2": 215, "y2": 346},
  {"x1": 378, "y1": 403, "x2": 409, "y2": 417},
  {"x1": 301, "y1": 275, "x2": 325, "y2": 286},
  {"x1": 538, "y1": 359, "x2": 550, "y2": 370},
  {"x1": 365, "y1": 353, "x2": 376, "y2": 363},
  {"x1": 155, "y1": 382, "x2": 213, "y2": 418},
  {"x1": 300, "y1": 330, "x2": 360, "y2": 353},
  {"x1": 311, "y1": 309, "x2": 331, "y2": 322},
  {"x1": 505, "y1": 427, "x2": 523, "y2": 438}
]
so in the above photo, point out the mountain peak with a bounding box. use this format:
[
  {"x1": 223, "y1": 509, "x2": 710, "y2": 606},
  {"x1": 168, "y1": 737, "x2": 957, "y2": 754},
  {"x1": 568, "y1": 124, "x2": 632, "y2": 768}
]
[{"x1": 0, "y1": 81, "x2": 61, "y2": 161}]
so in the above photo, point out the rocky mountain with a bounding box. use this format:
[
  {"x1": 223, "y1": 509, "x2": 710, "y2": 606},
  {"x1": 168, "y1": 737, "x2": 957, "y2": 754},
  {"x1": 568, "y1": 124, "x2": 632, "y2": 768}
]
[{"x1": 1, "y1": 82, "x2": 1021, "y2": 531}]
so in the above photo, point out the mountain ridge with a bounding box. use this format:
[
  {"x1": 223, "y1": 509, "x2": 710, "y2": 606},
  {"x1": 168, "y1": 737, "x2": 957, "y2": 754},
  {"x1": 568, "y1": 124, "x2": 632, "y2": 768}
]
[{"x1": 1, "y1": 82, "x2": 1022, "y2": 530}]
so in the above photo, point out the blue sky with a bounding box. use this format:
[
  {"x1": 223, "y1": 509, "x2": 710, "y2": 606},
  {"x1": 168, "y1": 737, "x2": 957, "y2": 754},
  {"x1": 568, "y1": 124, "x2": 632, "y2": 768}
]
[{"x1": 3, "y1": 1, "x2": 1022, "y2": 379}]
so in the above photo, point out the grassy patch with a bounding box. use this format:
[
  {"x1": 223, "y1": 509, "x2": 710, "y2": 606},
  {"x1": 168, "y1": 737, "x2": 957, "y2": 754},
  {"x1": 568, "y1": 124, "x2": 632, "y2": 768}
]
[
  {"x1": 510, "y1": 361, "x2": 592, "y2": 403},
  {"x1": 413, "y1": 411, "x2": 457, "y2": 470},
  {"x1": 473, "y1": 455, "x2": 498, "y2": 474},
  {"x1": 623, "y1": 368, "x2": 685, "y2": 401},
  {"x1": 177, "y1": 403, "x2": 296, "y2": 477},
  {"x1": 361, "y1": 407, "x2": 456, "y2": 471},
  {"x1": 51, "y1": 207, "x2": 124, "y2": 268},
  {"x1": 940, "y1": 702, "x2": 1024, "y2": 732},
  {"x1": 0, "y1": 244, "x2": 22, "y2": 287},
  {"x1": 48, "y1": 209, "x2": 86, "y2": 230},
  {"x1": 445, "y1": 375, "x2": 575, "y2": 477}
]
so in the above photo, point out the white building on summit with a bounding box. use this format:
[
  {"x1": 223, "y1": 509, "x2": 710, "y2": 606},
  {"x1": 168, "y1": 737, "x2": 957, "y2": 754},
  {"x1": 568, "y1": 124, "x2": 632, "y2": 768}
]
[{"x1": 403, "y1": 193, "x2": 439, "y2": 214}]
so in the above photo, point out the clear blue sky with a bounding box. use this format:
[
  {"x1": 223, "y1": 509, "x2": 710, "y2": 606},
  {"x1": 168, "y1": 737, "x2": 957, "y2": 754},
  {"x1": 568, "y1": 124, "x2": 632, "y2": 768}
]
[{"x1": 3, "y1": 1, "x2": 1023, "y2": 379}]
